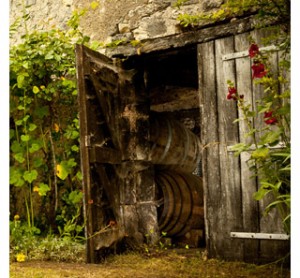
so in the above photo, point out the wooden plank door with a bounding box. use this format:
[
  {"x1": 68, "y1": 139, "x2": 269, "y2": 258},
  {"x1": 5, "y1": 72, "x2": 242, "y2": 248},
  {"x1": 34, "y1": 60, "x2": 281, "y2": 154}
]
[
  {"x1": 75, "y1": 45, "x2": 158, "y2": 263},
  {"x1": 198, "y1": 29, "x2": 289, "y2": 263}
]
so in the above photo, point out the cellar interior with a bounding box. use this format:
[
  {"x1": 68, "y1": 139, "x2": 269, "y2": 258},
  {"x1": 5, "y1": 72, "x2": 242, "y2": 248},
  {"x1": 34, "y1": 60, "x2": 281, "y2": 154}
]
[{"x1": 76, "y1": 44, "x2": 204, "y2": 262}]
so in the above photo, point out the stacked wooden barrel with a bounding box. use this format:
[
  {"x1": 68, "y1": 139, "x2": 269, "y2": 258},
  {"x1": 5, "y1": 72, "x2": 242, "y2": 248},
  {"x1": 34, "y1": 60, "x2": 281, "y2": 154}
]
[{"x1": 149, "y1": 117, "x2": 204, "y2": 243}]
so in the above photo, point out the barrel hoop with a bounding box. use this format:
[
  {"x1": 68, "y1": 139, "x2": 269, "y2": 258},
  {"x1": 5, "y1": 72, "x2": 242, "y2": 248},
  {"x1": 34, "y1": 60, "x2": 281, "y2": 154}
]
[
  {"x1": 165, "y1": 172, "x2": 192, "y2": 236},
  {"x1": 174, "y1": 173, "x2": 204, "y2": 237},
  {"x1": 179, "y1": 123, "x2": 190, "y2": 167},
  {"x1": 158, "y1": 172, "x2": 183, "y2": 235},
  {"x1": 156, "y1": 119, "x2": 172, "y2": 163},
  {"x1": 150, "y1": 118, "x2": 160, "y2": 157},
  {"x1": 155, "y1": 171, "x2": 204, "y2": 237},
  {"x1": 156, "y1": 175, "x2": 175, "y2": 230}
]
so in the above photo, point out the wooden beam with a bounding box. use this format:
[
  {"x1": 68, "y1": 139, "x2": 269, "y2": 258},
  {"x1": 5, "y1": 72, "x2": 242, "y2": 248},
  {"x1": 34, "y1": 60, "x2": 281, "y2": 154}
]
[
  {"x1": 150, "y1": 86, "x2": 199, "y2": 112},
  {"x1": 106, "y1": 16, "x2": 261, "y2": 58},
  {"x1": 89, "y1": 145, "x2": 121, "y2": 164}
]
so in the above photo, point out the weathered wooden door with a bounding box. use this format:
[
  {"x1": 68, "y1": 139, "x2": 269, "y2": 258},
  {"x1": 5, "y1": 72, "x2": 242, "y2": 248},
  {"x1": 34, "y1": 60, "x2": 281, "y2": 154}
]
[
  {"x1": 198, "y1": 29, "x2": 289, "y2": 263},
  {"x1": 75, "y1": 44, "x2": 158, "y2": 263}
]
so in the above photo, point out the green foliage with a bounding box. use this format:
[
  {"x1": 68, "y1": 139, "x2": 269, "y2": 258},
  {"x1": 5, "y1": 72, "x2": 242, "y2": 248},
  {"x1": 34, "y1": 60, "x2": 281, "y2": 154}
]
[
  {"x1": 10, "y1": 222, "x2": 85, "y2": 263},
  {"x1": 173, "y1": 0, "x2": 189, "y2": 9},
  {"x1": 144, "y1": 230, "x2": 173, "y2": 256},
  {"x1": 10, "y1": 215, "x2": 41, "y2": 260},
  {"x1": 227, "y1": 39, "x2": 290, "y2": 233},
  {"x1": 176, "y1": 0, "x2": 290, "y2": 30},
  {"x1": 9, "y1": 5, "x2": 100, "y2": 245},
  {"x1": 105, "y1": 39, "x2": 127, "y2": 48}
]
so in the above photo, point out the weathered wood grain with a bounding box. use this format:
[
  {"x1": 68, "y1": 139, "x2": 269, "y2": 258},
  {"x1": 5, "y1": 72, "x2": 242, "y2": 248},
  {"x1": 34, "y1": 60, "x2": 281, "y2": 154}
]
[
  {"x1": 215, "y1": 36, "x2": 243, "y2": 260},
  {"x1": 106, "y1": 16, "x2": 259, "y2": 58},
  {"x1": 235, "y1": 32, "x2": 260, "y2": 262},
  {"x1": 251, "y1": 28, "x2": 289, "y2": 263},
  {"x1": 75, "y1": 44, "x2": 95, "y2": 263},
  {"x1": 150, "y1": 86, "x2": 199, "y2": 112},
  {"x1": 198, "y1": 41, "x2": 222, "y2": 259}
]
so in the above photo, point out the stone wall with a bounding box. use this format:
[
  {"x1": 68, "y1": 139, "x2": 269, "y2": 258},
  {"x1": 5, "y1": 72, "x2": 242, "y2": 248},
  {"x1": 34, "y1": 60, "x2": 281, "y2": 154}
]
[{"x1": 10, "y1": 0, "x2": 224, "y2": 44}]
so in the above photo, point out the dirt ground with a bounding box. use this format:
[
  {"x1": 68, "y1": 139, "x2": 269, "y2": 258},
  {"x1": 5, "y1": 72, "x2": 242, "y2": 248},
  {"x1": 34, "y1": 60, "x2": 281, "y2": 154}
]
[{"x1": 10, "y1": 250, "x2": 290, "y2": 278}]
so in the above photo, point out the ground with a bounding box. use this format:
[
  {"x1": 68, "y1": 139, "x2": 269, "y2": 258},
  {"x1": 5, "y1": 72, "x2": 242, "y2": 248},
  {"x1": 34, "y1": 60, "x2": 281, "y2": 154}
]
[{"x1": 10, "y1": 249, "x2": 290, "y2": 278}]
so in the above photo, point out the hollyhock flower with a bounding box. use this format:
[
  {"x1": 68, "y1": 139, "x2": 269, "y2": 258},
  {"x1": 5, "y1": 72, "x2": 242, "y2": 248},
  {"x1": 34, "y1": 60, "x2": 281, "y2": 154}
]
[
  {"x1": 249, "y1": 43, "x2": 259, "y2": 58},
  {"x1": 252, "y1": 62, "x2": 267, "y2": 79},
  {"x1": 227, "y1": 86, "x2": 237, "y2": 100},
  {"x1": 264, "y1": 111, "x2": 277, "y2": 125}
]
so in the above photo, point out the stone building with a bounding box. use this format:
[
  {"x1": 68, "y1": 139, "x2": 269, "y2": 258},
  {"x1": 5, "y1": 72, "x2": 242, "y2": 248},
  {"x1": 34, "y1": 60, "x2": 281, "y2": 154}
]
[{"x1": 10, "y1": 0, "x2": 224, "y2": 44}]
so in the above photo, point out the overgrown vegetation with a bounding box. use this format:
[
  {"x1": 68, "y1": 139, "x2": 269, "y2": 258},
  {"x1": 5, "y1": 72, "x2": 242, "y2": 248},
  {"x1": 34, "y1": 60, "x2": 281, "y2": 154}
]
[
  {"x1": 9, "y1": 3, "x2": 100, "y2": 262},
  {"x1": 227, "y1": 39, "x2": 290, "y2": 233},
  {"x1": 175, "y1": 0, "x2": 290, "y2": 30},
  {"x1": 10, "y1": 250, "x2": 290, "y2": 278},
  {"x1": 10, "y1": 0, "x2": 290, "y2": 266}
]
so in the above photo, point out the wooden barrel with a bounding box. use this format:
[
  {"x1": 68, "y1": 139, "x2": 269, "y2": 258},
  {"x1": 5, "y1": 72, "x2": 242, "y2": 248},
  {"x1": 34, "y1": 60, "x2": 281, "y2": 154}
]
[
  {"x1": 155, "y1": 171, "x2": 204, "y2": 237},
  {"x1": 149, "y1": 118, "x2": 201, "y2": 173}
]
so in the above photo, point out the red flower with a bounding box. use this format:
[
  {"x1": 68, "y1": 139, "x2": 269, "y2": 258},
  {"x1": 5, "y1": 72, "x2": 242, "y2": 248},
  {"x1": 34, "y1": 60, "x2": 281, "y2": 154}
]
[
  {"x1": 227, "y1": 86, "x2": 237, "y2": 100},
  {"x1": 249, "y1": 43, "x2": 259, "y2": 58},
  {"x1": 264, "y1": 111, "x2": 277, "y2": 125},
  {"x1": 252, "y1": 62, "x2": 267, "y2": 79}
]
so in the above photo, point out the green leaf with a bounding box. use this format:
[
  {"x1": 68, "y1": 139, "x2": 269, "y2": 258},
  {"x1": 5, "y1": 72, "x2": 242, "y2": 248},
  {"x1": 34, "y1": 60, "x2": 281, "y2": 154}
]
[
  {"x1": 68, "y1": 190, "x2": 83, "y2": 205},
  {"x1": 22, "y1": 115, "x2": 30, "y2": 124},
  {"x1": 56, "y1": 163, "x2": 69, "y2": 180},
  {"x1": 17, "y1": 75, "x2": 25, "y2": 88},
  {"x1": 57, "y1": 159, "x2": 77, "y2": 180},
  {"x1": 265, "y1": 199, "x2": 286, "y2": 213},
  {"x1": 23, "y1": 170, "x2": 38, "y2": 183},
  {"x1": 67, "y1": 158, "x2": 77, "y2": 168},
  {"x1": 21, "y1": 134, "x2": 30, "y2": 142},
  {"x1": 253, "y1": 186, "x2": 271, "y2": 201},
  {"x1": 71, "y1": 145, "x2": 79, "y2": 152},
  {"x1": 15, "y1": 120, "x2": 23, "y2": 126},
  {"x1": 45, "y1": 52, "x2": 54, "y2": 60},
  {"x1": 32, "y1": 86, "x2": 40, "y2": 94},
  {"x1": 11, "y1": 141, "x2": 23, "y2": 153},
  {"x1": 76, "y1": 171, "x2": 83, "y2": 181},
  {"x1": 37, "y1": 183, "x2": 50, "y2": 196},
  {"x1": 14, "y1": 152, "x2": 25, "y2": 163},
  {"x1": 259, "y1": 130, "x2": 281, "y2": 145},
  {"x1": 29, "y1": 143, "x2": 41, "y2": 153},
  {"x1": 29, "y1": 123, "x2": 37, "y2": 131},
  {"x1": 251, "y1": 147, "x2": 269, "y2": 160},
  {"x1": 10, "y1": 167, "x2": 25, "y2": 187}
]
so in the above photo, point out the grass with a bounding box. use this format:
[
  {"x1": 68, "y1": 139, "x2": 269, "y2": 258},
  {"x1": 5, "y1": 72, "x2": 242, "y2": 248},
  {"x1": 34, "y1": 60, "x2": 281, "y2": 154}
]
[{"x1": 10, "y1": 248, "x2": 290, "y2": 278}]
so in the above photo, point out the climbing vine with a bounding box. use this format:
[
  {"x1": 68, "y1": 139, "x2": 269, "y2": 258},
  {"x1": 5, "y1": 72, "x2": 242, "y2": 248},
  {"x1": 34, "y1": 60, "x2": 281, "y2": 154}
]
[
  {"x1": 227, "y1": 41, "x2": 290, "y2": 233},
  {"x1": 9, "y1": 3, "x2": 101, "y2": 254}
]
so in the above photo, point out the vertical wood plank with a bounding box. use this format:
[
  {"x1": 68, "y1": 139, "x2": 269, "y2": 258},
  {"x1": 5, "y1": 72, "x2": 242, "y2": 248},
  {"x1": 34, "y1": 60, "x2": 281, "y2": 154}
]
[
  {"x1": 251, "y1": 29, "x2": 289, "y2": 262},
  {"x1": 198, "y1": 41, "x2": 222, "y2": 258},
  {"x1": 75, "y1": 44, "x2": 95, "y2": 263},
  {"x1": 235, "y1": 32, "x2": 260, "y2": 262},
  {"x1": 215, "y1": 36, "x2": 243, "y2": 260}
]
